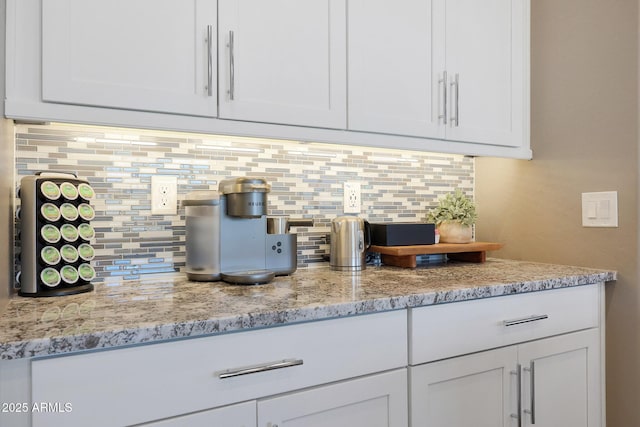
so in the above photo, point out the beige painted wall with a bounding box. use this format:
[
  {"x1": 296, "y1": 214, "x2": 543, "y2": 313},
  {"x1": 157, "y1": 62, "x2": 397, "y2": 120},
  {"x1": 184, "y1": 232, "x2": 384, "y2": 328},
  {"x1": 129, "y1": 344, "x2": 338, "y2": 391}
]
[
  {"x1": 476, "y1": 1, "x2": 639, "y2": 425},
  {"x1": 0, "y1": 0, "x2": 13, "y2": 314}
]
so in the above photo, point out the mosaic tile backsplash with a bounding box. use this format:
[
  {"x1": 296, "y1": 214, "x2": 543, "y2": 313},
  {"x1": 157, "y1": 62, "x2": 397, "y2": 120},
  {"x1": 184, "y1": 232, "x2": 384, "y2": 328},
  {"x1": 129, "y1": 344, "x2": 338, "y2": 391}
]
[{"x1": 14, "y1": 123, "x2": 474, "y2": 286}]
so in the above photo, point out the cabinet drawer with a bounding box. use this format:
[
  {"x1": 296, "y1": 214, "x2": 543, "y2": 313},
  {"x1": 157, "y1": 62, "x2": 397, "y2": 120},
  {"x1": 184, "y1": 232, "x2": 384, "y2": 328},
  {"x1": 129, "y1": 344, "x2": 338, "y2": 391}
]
[
  {"x1": 32, "y1": 310, "x2": 407, "y2": 427},
  {"x1": 410, "y1": 285, "x2": 599, "y2": 365}
]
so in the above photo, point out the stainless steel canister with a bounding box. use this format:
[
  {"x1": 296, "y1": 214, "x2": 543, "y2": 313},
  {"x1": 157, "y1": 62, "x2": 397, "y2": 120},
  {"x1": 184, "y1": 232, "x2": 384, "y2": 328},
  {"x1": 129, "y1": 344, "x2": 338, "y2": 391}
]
[
  {"x1": 183, "y1": 191, "x2": 221, "y2": 281},
  {"x1": 330, "y1": 216, "x2": 370, "y2": 271}
]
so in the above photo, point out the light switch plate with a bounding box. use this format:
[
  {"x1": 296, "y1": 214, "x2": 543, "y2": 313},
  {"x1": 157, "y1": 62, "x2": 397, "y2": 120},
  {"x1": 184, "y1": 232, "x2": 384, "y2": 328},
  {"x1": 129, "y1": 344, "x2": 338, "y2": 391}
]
[{"x1": 582, "y1": 191, "x2": 618, "y2": 227}]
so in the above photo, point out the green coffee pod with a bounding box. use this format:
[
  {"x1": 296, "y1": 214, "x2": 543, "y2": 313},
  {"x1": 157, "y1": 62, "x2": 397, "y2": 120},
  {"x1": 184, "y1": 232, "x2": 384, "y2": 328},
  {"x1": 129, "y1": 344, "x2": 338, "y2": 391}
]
[
  {"x1": 78, "y1": 263, "x2": 96, "y2": 282},
  {"x1": 40, "y1": 267, "x2": 61, "y2": 287},
  {"x1": 40, "y1": 203, "x2": 61, "y2": 222},
  {"x1": 60, "y1": 265, "x2": 79, "y2": 285},
  {"x1": 40, "y1": 246, "x2": 61, "y2": 266},
  {"x1": 60, "y1": 203, "x2": 79, "y2": 221},
  {"x1": 60, "y1": 182, "x2": 79, "y2": 200},
  {"x1": 78, "y1": 203, "x2": 95, "y2": 221},
  {"x1": 60, "y1": 244, "x2": 79, "y2": 263},
  {"x1": 40, "y1": 181, "x2": 60, "y2": 201},
  {"x1": 78, "y1": 223, "x2": 95, "y2": 241},
  {"x1": 78, "y1": 243, "x2": 95, "y2": 261},
  {"x1": 40, "y1": 224, "x2": 61, "y2": 244},
  {"x1": 60, "y1": 224, "x2": 79, "y2": 242},
  {"x1": 78, "y1": 183, "x2": 95, "y2": 200}
]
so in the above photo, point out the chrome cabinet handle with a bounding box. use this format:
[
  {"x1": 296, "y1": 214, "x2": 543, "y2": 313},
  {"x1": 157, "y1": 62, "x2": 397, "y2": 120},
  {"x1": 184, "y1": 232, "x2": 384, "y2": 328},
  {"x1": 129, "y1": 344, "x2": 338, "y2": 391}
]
[
  {"x1": 449, "y1": 73, "x2": 459, "y2": 126},
  {"x1": 523, "y1": 362, "x2": 537, "y2": 424},
  {"x1": 438, "y1": 71, "x2": 448, "y2": 124},
  {"x1": 206, "y1": 25, "x2": 213, "y2": 96},
  {"x1": 510, "y1": 364, "x2": 522, "y2": 427},
  {"x1": 215, "y1": 358, "x2": 303, "y2": 379},
  {"x1": 503, "y1": 314, "x2": 549, "y2": 327},
  {"x1": 227, "y1": 30, "x2": 235, "y2": 100}
]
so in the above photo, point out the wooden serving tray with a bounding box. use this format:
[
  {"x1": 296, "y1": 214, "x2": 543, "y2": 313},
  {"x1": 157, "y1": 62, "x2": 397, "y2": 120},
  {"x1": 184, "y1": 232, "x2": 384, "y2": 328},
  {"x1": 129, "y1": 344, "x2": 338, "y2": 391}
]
[{"x1": 370, "y1": 242, "x2": 504, "y2": 268}]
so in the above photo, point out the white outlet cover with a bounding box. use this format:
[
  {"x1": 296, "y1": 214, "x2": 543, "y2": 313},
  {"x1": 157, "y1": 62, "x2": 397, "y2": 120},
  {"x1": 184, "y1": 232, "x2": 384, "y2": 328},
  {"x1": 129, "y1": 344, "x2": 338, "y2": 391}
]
[
  {"x1": 151, "y1": 175, "x2": 178, "y2": 215},
  {"x1": 343, "y1": 182, "x2": 361, "y2": 214},
  {"x1": 581, "y1": 191, "x2": 618, "y2": 227}
]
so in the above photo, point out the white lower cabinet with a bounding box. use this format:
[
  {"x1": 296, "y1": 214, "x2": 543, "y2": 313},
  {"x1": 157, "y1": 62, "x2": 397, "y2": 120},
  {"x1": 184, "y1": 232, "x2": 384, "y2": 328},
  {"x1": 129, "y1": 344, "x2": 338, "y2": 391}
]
[
  {"x1": 517, "y1": 329, "x2": 601, "y2": 427},
  {"x1": 258, "y1": 369, "x2": 408, "y2": 427},
  {"x1": 30, "y1": 311, "x2": 407, "y2": 427},
  {"x1": 142, "y1": 369, "x2": 407, "y2": 427},
  {"x1": 410, "y1": 328, "x2": 600, "y2": 427},
  {"x1": 23, "y1": 285, "x2": 604, "y2": 427},
  {"x1": 141, "y1": 401, "x2": 257, "y2": 427},
  {"x1": 409, "y1": 284, "x2": 604, "y2": 427},
  {"x1": 410, "y1": 346, "x2": 517, "y2": 427}
]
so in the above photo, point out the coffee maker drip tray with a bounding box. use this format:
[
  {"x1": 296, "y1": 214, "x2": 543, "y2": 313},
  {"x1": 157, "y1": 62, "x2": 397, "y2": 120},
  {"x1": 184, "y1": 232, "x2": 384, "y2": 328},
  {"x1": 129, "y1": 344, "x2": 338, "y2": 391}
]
[{"x1": 221, "y1": 270, "x2": 276, "y2": 285}]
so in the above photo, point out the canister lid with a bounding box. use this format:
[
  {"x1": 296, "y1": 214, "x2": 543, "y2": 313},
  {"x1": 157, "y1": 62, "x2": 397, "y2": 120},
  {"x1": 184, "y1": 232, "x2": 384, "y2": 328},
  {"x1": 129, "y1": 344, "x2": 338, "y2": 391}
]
[
  {"x1": 78, "y1": 203, "x2": 95, "y2": 221},
  {"x1": 78, "y1": 243, "x2": 95, "y2": 261},
  {"x1": 78, "y1": 263, "x2": 96, "y2": 281},
  {"x1": 219, "y1": 177, "x2": 270, "y2": 195},
  {"x1": 40, "y1": 268, "x2": 61, "y2": 287},
  {"x1": 60, "y1": 182, "x2": 79, "y2": 200},
  {"x1": 40, "y1": 181, "x2": 61, "y2": 200},
  {"x1": 60, "y1": 265, "x2": 79, "y2": 285},
  {"x1": 78, "y1": 183, "x2": 95, "y2": 200},
  {"x1": 61, "y1": 244, "x2": 79, "y2": 263},
  {"x1": 60, "y1": 203, "x2": 79, "y2": 221},
  {"x1": 183, "y1": 190, "x2": 220, "y2": 206},
  {"x1": 41, "y1": 224, "x2": 61, "y2": 244}
]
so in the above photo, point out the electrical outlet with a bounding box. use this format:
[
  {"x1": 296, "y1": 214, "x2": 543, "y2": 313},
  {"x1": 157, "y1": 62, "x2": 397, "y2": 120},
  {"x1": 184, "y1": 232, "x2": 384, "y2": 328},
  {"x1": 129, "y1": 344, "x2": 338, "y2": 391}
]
[
  {"x1": 343, "y1": 182, "x2": 361, "y2": 214},
  {"x1": 151, "y1": 175, "x2": 178, "y2": 215}
]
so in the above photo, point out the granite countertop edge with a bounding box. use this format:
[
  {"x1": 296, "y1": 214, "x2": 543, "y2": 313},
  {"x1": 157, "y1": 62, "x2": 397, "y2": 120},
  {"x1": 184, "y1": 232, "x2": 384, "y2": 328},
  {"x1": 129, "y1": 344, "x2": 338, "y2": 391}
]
[{"x1": 0, "y1": 263, "x2": 616, "y2": 360}]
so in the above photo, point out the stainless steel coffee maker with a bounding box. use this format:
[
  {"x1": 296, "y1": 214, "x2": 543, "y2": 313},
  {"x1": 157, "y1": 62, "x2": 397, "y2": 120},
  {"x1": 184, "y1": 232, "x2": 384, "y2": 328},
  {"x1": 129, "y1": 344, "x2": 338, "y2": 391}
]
[
  {"x1": 184, "y1": 177, "x2": 312, "y2": 284},
  {"x1": 183, "y1": 191, "x2": 221, "y2": 281}
]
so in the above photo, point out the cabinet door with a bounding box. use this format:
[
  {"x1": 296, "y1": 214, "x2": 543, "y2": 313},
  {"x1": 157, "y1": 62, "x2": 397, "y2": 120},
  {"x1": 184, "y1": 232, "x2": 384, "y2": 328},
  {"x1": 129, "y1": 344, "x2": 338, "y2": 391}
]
[
  {"x1": 441, "y1": 0, "x2": 525, "y2": 147},
  {"x1": 141, "y1": 401, "x2": 256, "y2": 427},
  {"x1": 258, "y1": 369, "x2": 407, "y2": 427},
  {"x1": 348, "y1": 0, "x2": 443, "y2": 139},
  {"x1": 518, "y1": 328, "x2": 601, "y2": 427},
  {"x1": 42, "y1": 0, "x2": 217, "y2": 117},
  {"x1": 218, "y1": 0, "x2": 347, "y2": 129},
  {"x1": 410, "y1": 346, "x2": 517, "y2": 427}
]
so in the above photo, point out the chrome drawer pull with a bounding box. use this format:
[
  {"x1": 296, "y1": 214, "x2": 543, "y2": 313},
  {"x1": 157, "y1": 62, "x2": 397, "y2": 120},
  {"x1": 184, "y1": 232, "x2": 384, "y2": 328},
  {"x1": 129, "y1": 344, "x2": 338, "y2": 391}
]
[
  {"x1": 228, "y1": 30, "x2": 235, "y2": 100},
  {"x1": 524, "y1": 362, "x2": 537, "y2": 424},
  {"x1": 449, "y1": 73, "x2": 459, "y2": 126},
  {"x1": 206, "y1": 25, "x2": 213, "y2": 96},
  {"x1": 438, "y1": 71, "x2": 448, "y2": 124},
  {"x1": 216, "y1": 358, "x2": 303, "y2": 379},
  {"x1": 503, "y1": 314, "x2": 549, "y2": 327},
  {"x1": 510, "y1": 365, "x2": 522, "y2": 427}
]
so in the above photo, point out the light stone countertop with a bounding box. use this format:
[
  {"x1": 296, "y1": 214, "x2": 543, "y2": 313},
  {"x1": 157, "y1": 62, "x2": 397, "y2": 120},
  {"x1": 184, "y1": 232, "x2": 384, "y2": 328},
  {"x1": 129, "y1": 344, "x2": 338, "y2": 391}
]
[{"x1": 0, "y1": 259, "x2": 616, "y2": 360}]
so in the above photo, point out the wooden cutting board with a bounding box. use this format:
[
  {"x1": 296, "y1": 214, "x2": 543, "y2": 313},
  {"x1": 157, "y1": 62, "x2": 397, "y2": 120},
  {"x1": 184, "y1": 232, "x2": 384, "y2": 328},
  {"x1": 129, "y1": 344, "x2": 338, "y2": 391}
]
[{"x1": 369, "y1": 242, "x2": 504, "y2": 268}]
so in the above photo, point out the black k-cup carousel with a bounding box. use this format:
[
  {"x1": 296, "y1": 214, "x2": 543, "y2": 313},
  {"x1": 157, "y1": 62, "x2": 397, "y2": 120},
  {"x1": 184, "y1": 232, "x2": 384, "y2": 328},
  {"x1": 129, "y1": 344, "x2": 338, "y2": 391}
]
[{"x1": 17, "y1": 171, "x2": 96, "y2": 297}]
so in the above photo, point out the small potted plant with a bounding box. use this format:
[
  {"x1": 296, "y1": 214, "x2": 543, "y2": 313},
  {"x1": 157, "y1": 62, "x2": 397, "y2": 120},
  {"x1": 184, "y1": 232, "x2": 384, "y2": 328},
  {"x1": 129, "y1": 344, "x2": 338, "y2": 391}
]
[{"x1": 426, "y1": 189, "x2": 477, "y2": 243}]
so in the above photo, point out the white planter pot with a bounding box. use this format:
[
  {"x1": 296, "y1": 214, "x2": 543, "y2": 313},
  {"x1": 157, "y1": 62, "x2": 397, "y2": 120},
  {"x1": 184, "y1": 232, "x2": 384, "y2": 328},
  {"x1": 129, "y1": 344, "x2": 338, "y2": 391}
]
[{"x1": 437, "y1": 221, "x2": 473, "y2": 244}]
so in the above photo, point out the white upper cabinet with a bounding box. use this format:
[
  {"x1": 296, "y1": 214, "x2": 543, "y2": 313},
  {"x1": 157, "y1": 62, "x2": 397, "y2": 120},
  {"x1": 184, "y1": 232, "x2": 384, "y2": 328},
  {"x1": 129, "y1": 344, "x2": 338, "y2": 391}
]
[
  {"x1": 218, "y1": 0, "x2": 347, "y2": 129},
  {"x1": 348, "y1": 0, "x2": 442, "y2": 139},
  {"x1": 348, "y1": 0, "x2": 527, "y2": 148},
  {"x1": 6, "y1": 0, "x2": 530, "y2": 158},
  {"x1": 41, "y1": 0, "x2": 217, "y2": 117},
  {"x1": 441, "y1": 0, "x2": 525, "y2": 147}
]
